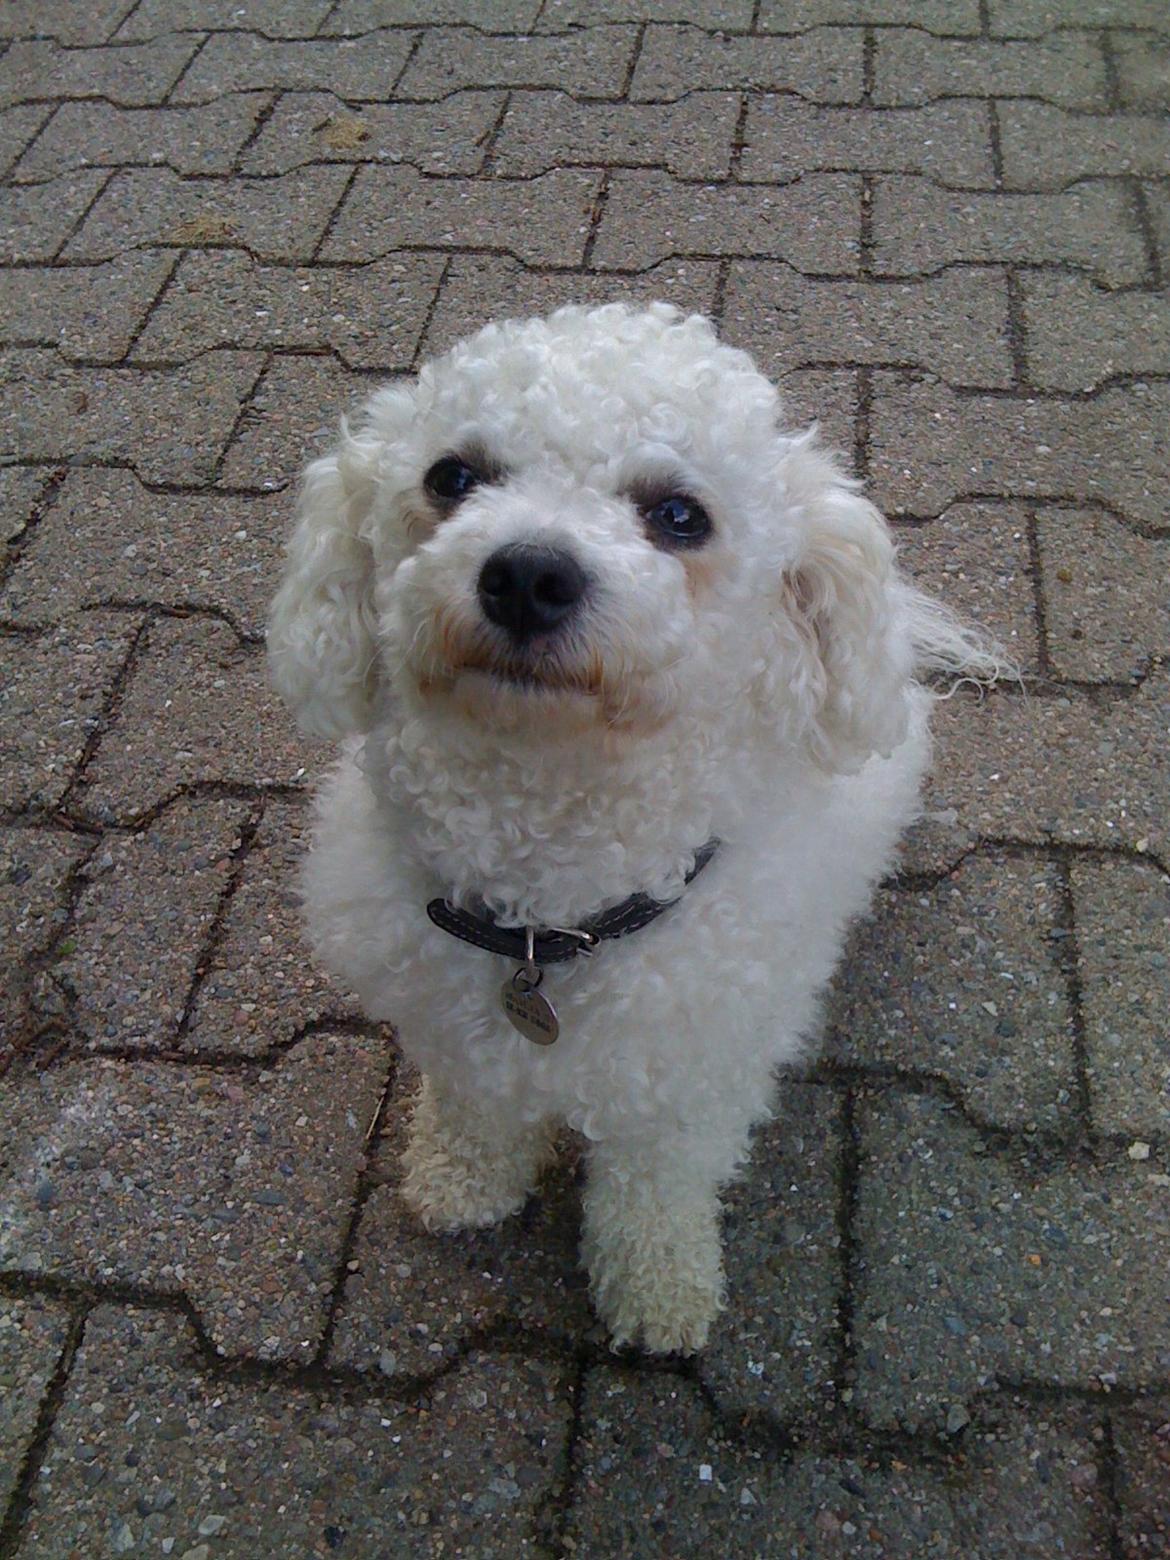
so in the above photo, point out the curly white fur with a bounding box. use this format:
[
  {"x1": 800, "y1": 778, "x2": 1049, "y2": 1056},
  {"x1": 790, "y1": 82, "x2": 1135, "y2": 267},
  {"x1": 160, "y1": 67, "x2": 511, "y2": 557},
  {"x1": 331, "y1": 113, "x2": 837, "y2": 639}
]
[{"x1": 269, "y1": 303, "x2": 1002, "y2": 1353}]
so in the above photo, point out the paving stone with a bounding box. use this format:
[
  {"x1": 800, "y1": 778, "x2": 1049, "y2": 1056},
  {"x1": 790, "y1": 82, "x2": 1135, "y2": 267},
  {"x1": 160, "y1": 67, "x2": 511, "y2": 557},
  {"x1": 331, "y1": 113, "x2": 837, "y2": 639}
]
[
  {"x1": 1146, "y1": 184, "x2": 1170, "y2": 279},
  {"x1": 171, "y1": 29, "x2": 416, "y2": 102},
  {"x1": 592, "y1": 171, "x2": 861, "y2": 272},
  {"x1": 0, "y1": 252, "x2": 176, "y2": 360},
  {"x1": 908, "y1": 670, "x2": 1170, "y2": 873},
  {"x1": 828, "y1": 854, "x2": 1073, "y2": 1130},
  {"x1": 1115, "y1": 1411, "x2": 1170, "y2": 1559},
  {"x1": 396, "y1": 24, "x2": 639, "y2": 100},
  {"x1": 0, "y1": 349, "x2": 263, "y2": 485},
  {"x1": 0, "y1": 170, "x2": 107, "y2": 262},
  {"x1": 1113, "y1": 31, "x2": 1170, "y2": 111},
  {"x1": 741, "y1": 95, "x2": 995, "y2": 186},
  {"x1": 0, "y1": 1034, "x2": 388, "y2": 1358},
  {"x1": 63, "y1": 165, "x2": 352, "y2": 264},
  {"x1": 216, "y1": 353, "x2": 384, "y2": 490},
  {"x1": 567, "y1": 1368, "x2": 1109, "y2": 1556},
  {"x1": 759, "y1": 0, "x2": 982, "y2": 25},
  {"x1": 188, "y1": 798, "x2": 352, "y2": 1057},
  {"x1": 332, "y1": 0, "x2": 541, "y2": 25},
  {"x1": 894, "y1": 502, "x2": 1040, "y2": 672},
  {"x1": 0, "y1": 464, "x2": 48, "y2": 544},
  {"x1": 1019, "y1": 273, "x2": 1170, "y2": 392},
  {"x1": 542, "y1": 0, "x2": 751, "y2": 18},
  {"x1": 117, "y1": 0, "x2": 334, "y2": 37},
  {"x1": 0, "y1": 34, "x2": 201, "y2": 108},
  {"x1": 989, "y1": 0, "x2": 1170, "y2": 34},
  {"x1": 1035, "y1": 508, "x2": 1169, "y2": 682},
  {"x1": 774, "y1": 367, "x2": 860, "y2": 463},
  {"x1": 494, "y1": 90, "x2": 738, "y2": 180},
  {"x1": 724, "y1": 264, "x2": 1012, "y2": 387},
  {"x1": 869, "y1": 376, "x2": 1170, "y2": 530},
  {"x1": 422, "y1": 255, "x2": 722, "y2": 358},
  {"x1": 872, "y1": 28, "x2": 1109, "y2": 109},
  {"x1": 0, "y1": 102, "x2": 50, "y2": 178},
  {"x1": 631, "y1": 23, "x2": 864, "y2": 102},
  {"x1": 22, "y1": 1306, "x2": 570, "y2": 1554},
  {"x1": 872, "y1": 178, "x2": 1146, "y2": 288},
  {"x1": 999, "y1": 100, "x2": 1170, "y2": 190},
  {"x1": 328, "y1": 1073, "x2": 592, "y2": 1377},
  {"x1": 0, "y1": 0, "x2": 136, "y2": 45},
  {"x1": 854, "y1": 1090, "x2": 1170, "y2": 1430},
  {"x1": 55, "y1": 795, "x2": 252, "y2": 1054},
  {"x1": 240, "y1": 88, "x2": 503, "y2": 176},
  {"x1": 319, "y1": 166, "x2": 600, "y2": 267},
  {"x1": 80, "y1": 615, "x2": 320, "y2": 821},
  {"x1": 1072, "y1": 857, "x2": 1170, "y2": 1143},
  {"x1": 0, "y1": 469, "x2": 289, "y2": 637},
  {"x1": 13, "y1": 93, "x2": 270, "y2": 181},
  {"x1": 0, "y1": 1296, "x2": 73, "y2": 1513},
  {"x1": 0, "y1": 827, "x2": 86, "y2": 1058},
  {"x1": 0, "y1": 614, "x2": 137, "y2": 812},
  {"x1": 701, "y1": 1083, "x2": 842, "y2": 1421},
  {"x1": 133, "y1": 249, "x2": 444, "y2": 368}
]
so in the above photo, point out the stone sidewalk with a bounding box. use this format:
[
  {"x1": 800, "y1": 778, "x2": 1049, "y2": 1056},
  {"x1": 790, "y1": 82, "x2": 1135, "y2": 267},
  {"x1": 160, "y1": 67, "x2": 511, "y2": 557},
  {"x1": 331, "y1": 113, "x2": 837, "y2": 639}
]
[{"x1": 1, "y1": 1, "x2": 1168, "y2": 1555}]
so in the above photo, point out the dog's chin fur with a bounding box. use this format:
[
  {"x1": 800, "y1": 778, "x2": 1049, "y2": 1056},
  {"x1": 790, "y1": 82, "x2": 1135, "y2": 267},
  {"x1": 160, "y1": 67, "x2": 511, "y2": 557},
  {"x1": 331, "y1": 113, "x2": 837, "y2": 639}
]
[{"x1": 268, "y1": 301, "x2": 1006, "y2": 1354}]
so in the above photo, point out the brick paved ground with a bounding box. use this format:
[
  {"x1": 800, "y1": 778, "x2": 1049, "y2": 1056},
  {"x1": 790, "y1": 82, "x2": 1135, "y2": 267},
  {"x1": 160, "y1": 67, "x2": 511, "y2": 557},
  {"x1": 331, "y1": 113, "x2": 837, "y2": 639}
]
[{"x1": 1, "y1": 2, "x2": 1168, "y2": 1556}]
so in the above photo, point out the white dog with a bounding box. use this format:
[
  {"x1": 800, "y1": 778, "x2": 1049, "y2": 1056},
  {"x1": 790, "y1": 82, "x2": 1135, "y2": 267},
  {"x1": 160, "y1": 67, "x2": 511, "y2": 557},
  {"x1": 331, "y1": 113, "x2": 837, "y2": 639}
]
[{"x1": 268, "y1": 303, "x2": 999, "y2": 1354}]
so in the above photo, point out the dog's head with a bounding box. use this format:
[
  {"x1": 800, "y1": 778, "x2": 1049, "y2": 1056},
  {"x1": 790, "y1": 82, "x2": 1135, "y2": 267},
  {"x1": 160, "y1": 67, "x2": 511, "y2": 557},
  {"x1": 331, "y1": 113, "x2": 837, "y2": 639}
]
[{"x1": 269, "y1": 304, "x2": 914, "y2": 773}]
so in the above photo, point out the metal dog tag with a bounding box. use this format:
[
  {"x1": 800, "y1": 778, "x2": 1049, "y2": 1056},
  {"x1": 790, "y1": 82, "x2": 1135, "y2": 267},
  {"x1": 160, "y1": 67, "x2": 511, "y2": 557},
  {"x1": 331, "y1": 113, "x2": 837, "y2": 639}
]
[{"x1": 501, "y1": 968, "x2": 559, "y2": 1046}]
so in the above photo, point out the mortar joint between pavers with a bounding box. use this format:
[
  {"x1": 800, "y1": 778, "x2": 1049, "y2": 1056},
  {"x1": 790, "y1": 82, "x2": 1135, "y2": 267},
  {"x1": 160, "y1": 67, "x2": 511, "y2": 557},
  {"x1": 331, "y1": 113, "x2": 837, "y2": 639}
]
[
  {"x1": 1129, "y1": 179, "x2": 1164, "y2": 290},
  {"x1": 51, "y1": 610, "x2": 151, "y2": 819},
  {"x1": 831, "y1": 1082, "x2": 861, "y2": 1420},
  {"x1": 1024, "y1": 507, "x2": 1055, "y2": 677},
  {"x1": 1098, "y1": 29, "x2": 1124, "y2": 113},
  {"x1": 174, "y1": 798, "x2": 266, "y2": 1042},
  {"x1": 207, "y1": 350, "x2": 272, "y2": 488},
  {"x1": 1053, "y1": 854, "x2": 1096, "y2": 1142},
  {"x1": 229, "y1": 86, "x2": 282, "y2": 174},
  {"x1": 530, "y1": 1349, "x2": 592, "y2": 1559},
  {"x1": 820, "y1": 1060, "x2": 1096, "y2": 1158},
  {"x1": 710, "y1": 259, "x2": 731, "y2": 331},
  {"x1": 37, "y1": 1008, "x2": 382, "y2": 1077},
  {"x1": 307, "y1": 162, "x2": 359, "y2": 265},
  {"x1": 618, "y1": 20, "x2": 647, "y2": 102},
  {"x1": 159, "y1": 28, "x2": 210, "y2": 108},
  {"x1": 0, "y1": 464, "x2": 69, "y2": 593},
  {"x1": 474, "y1": 89, "x2": 515, "y2": 178},
  {"x1": 0, "y1": 1302, "x2": 90, "y2": 1560},
  {"x1": 862, "y1": 26, "x2": 876, "y2": 101},
  {"x1": 313, "y1": 1041, "x2": 400, "y2": 1367},
  {"x1": 47, "y1": 166, "x2": 115, "y2": 263},
  {"x1": 313, "y1": 0, "x2": 344, "y2": 38},
  {"x1": 728, "y1": 91, "x2": 750, "y2": 181},
  {"x1": 410, "y1": 253, "x2": 452, "y2": 370},
  {"x1": 987, "y1": 97, "x2": 1005, "y2": 188},
  {"x1": 580, "y1": 168, "x2": 610, "y2": 270}
]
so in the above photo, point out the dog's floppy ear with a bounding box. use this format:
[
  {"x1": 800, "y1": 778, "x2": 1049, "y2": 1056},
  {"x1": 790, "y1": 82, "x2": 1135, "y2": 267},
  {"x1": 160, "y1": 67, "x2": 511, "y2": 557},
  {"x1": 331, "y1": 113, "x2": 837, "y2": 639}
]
[
  {"x1": 267, "y1": 421, "x2": 385, "y2": 738},
  {"x1": 778, "y1": 480, "x2": 914, "y2": 775}
]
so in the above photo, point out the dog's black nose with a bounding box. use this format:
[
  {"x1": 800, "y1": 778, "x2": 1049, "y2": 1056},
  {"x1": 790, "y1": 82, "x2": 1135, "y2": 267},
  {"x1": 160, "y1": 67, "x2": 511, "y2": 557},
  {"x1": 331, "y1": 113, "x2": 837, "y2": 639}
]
[{"x1": 477, "y1": 544, "x2": 588, "y2": 640}]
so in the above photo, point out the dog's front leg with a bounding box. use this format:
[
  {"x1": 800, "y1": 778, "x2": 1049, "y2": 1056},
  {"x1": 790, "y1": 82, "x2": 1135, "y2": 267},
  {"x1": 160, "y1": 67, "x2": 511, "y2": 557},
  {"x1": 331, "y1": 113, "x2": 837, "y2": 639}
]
[
  {"x1": 582, "y1": 1128, "x2": 738, "y2": 1355},
  {"x1": 400, "y1": 1074, "x2": 553, "y2": 1231}
]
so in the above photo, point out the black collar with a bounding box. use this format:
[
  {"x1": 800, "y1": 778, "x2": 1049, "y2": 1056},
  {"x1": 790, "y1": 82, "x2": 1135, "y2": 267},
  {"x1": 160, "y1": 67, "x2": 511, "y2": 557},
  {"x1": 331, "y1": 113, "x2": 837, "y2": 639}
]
[{"x1": 426, "y1": 839, "x2": 719, "y2": 965}]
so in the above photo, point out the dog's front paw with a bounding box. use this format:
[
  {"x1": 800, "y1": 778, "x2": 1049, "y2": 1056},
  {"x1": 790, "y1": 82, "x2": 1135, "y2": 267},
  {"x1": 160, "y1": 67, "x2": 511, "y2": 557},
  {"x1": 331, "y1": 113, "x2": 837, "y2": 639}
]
[
  {"x1": 400, "y1": 1138, "x2": 533, "y2": 1232},
  {"x1": 400, "y1": 1080, "x2": 552, "y2": 1231},
  {"x1": 583, "y1": 1197, "x2": 724, "y2": 1355}
]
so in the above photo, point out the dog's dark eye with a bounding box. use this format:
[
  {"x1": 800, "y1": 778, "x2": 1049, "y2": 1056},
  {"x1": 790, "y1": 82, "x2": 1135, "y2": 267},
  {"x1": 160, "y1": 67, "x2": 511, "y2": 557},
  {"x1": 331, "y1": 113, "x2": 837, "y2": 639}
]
[
  {"x1": 643, "y1": 494, "x2": 713, "y2": 548},
  {"x1": 424, "y1": 455, "x2": 481, "y2": 505}
]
